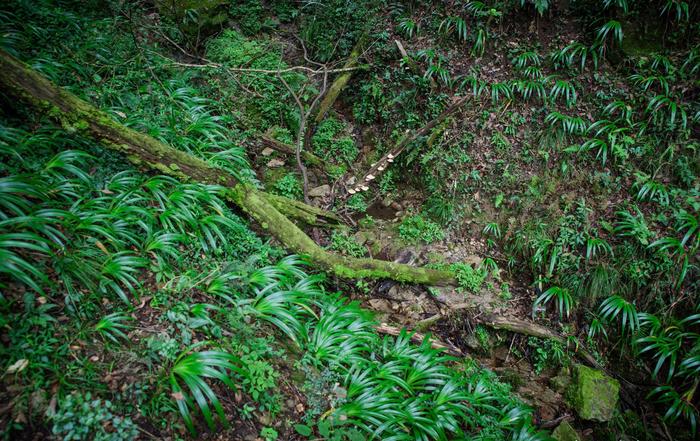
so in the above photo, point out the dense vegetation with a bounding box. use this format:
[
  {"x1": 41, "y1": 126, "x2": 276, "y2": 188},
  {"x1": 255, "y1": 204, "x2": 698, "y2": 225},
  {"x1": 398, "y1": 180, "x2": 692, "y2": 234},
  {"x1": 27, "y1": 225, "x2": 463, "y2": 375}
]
[{"x1": 0, "y1": 0, "x2": 698, "y2": 440}]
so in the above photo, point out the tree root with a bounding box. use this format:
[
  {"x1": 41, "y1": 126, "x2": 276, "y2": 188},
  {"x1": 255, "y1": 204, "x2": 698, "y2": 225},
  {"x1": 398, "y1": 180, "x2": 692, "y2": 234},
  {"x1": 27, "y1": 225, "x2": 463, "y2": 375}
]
[
  {"x1": 478, "y1": 314, "x2": 600, "y2": 366},
  {"x1": 0, "y1": 49, "x2": 456, "y2": 286},
  {"x1": 375, "y1": 322, "x2": 462, "y2": 356}
]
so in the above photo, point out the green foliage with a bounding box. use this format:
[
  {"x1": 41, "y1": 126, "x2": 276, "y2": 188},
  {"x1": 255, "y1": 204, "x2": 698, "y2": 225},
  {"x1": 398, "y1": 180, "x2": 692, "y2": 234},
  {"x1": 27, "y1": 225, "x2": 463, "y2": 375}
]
[
  {"x1": 272, "y1": 173, "x2": 303, "y2": 200},
  {"x1": 312, "y1": 118, "x2": 359, "y2": 165},
  {"x1": 599, "y1": 295, "x2": 639, "y2": 333},
  {"x1": 527, "y1": 338, "x2": 567, "y2": 374},
  {"x1": 169, "y1": 349, "x2": 241, "y2": 434},
  {"x1": 94, "y1": 312, "x2": 132, "y2": 344},
  {"x1": 534, "y1": 286, "x2": 573, "y2": 319},
  {"x1": 451, "y1": 263, "x2": 488, "y2": 293},
  {"x1": 398, "y1": 214, "x2": 445, "y2": 244},
  {"x1": 51, "y1": 392, "x2": 138, "y2": 441},
  {"x1": 330, "y1": 232, "x2": 368, "y2": 258},
  {"x1": 346, "y1": 194, "x2": 369, "y2": 213}
]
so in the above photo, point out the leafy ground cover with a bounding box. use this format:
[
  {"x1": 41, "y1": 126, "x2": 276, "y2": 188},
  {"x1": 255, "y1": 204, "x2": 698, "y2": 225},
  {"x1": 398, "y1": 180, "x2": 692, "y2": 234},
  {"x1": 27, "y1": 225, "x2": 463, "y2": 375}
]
[{"x1": 0, "y1": 0, "x2": 698, "y2": 440}]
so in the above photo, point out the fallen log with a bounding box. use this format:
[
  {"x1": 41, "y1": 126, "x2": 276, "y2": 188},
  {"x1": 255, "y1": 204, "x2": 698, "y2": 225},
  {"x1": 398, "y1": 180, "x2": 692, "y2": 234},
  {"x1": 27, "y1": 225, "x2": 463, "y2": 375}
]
[
  {"x1": 261, "y1": 134, "x2": 326, "y2": 169},
  {"x1": 0, "y1": 49, "x2": 456, "y2": 286}
]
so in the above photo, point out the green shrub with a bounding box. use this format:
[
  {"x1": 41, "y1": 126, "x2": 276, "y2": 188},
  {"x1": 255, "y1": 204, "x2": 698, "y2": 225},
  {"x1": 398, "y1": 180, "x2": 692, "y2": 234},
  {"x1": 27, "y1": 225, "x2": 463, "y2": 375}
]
[
  {"x1": 451, "y1": 263, "x2": 488, "y2": 292},
  {"x1": 272, "y1": 173, "x2": 303, "y2": 200},
  {"x1": 312, "y1": 118, "x2": 358, "y2": 165},
  {"x1": 329, "y1": 232, "x2": 367, "y2": 258},
  {"x1": 346, "y1": 193, "x2": 368, "y2": 213},
  {"x1": 398, "y1": 215, "x2": 445, "y2": 244},
  {"x1": 51, "y1": 392, "x2": 138, "y2": 441}
]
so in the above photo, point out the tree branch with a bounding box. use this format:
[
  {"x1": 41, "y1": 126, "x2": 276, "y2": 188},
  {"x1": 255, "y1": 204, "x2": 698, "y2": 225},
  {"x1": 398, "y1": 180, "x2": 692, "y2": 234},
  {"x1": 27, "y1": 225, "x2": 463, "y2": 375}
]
[{"x1": 0, "y1": 49, "x2": 455, "y2": 286}]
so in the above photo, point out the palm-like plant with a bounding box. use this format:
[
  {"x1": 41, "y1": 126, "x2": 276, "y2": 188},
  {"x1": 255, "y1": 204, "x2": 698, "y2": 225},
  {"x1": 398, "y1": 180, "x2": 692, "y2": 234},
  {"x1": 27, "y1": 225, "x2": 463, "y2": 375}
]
[
  {"x1": 439, "y1": 16, "x2": 468, "y2": 42},
  {"x1": 490, "y1": 82, "x2": 514, "y2": 103},
  {"x1": 660, "y1": 0, "x2": 690, "y2": 22},
  {"x1": 545, "y1": 112, "x2": 587, "y2": 136},
  {"x1": 550, "y1": 41, "x2": 598, "y2": 71},
  {"x1": 398, "y1": 17, "x2": 418, "y2": 39},
  {"x1": 586, "y1": 236, "x2": 612, "y2": 260},
  {"x1": 603, "y1": 100, "x2": 633, "y2": 124},
  {"x1": 0, "y1": 232, "x2": 50, "y2": 293},
  {"x1": 94, "y1": 312, "x2": 132, "y2": 343},
  {"x1": 515, "y1": 79, "x2": 546, "y2": 101},
  {"x1": 629, "y1": 73, "x2": 670, "y2": 94},
  {"x1": 512, "y1": 51, "x2": 542, "y2": 69},
  {"x1": 169, "y1": 349, "x2": 242, "y2": 434},
  {"x1": 599, "y1": 295, "x2": 639, "y2": 333},
  {"x1": 548, "y1": 78, "x2": 577, "y2": 107},
  {"x1": 649, "y1": 385, "x2": 697, "y2": 435},
  {"x1": 483, "y1": 222, "x2": 502, "y2": 239},
  {"x1": 614, "y1": 207, "x2": 653, "y2": 245},
  {"x1": 595, "y1": 20, "x2": 624, "y2": 55},
  {"x1": 534, "y1": 286, "x2": 573, "y2": 318},
  {"x1": 647, "y1": 94, "x2": 688, "y2": 130},
  {"x1": 634, "y1": 174, "x2": 670, "y2": 205}
]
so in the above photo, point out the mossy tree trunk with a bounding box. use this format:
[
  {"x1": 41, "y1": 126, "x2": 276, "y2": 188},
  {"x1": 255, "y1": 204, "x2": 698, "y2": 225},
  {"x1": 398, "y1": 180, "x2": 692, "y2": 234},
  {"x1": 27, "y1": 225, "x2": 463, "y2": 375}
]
[
  {"x1": 313, "y1": 37, "x2": 365, "y2": 124},
  {"x1": 0, "y1": 49, "x2": 456, "y2": 286}
]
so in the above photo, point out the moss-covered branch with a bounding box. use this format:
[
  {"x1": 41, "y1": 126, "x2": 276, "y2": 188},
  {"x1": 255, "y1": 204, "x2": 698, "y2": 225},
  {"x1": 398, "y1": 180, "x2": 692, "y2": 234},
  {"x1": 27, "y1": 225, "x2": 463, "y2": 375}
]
[
  {"x1": 313, "y1": 37, "x2": 365, "y2": 124},
  {"x1": 261, "y1": 134, "x2": 326, "y2": 169},
  {"x1": 0, "y1": 49, "x2": 456, "y2": 286}
]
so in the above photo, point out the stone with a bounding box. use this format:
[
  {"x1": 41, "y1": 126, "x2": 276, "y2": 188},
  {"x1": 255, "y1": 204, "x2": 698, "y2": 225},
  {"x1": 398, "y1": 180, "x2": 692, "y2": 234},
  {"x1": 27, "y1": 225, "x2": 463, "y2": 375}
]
[
  {"x1": 261, "y1": 147, "x2": 274, "y2": 156},
  {"x1": 569, "y1": 364, "x2": 620, "y2": 422},
  {"x1": 266, "y1": 158, "x2": 285, "y2": 168},
  {"x1": 550, "y1": 367, "x2": 572, "y2": 394},
  {"x1": 308, "y1": 184, "x2": 330, "y2": 197},
  {"x1": 552, "y1": 421, "x2": 582, "y2": 441}
]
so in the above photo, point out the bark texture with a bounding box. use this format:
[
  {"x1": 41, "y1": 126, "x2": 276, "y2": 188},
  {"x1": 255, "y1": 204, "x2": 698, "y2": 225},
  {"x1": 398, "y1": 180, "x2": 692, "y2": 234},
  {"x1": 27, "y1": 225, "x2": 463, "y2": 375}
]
[{"x1": 0, "y1": 49, "x2": 456, "y2": 286}]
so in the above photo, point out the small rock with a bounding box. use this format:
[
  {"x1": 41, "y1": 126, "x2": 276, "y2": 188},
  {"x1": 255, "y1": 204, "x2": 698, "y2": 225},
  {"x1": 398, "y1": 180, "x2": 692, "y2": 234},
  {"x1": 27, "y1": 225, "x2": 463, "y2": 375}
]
[
  {"x1": 266, "y1": 158, "x2": 285, "y2": 168},
  {"x1": 308, "y1": 184, "x2": 330, "y2": 198},
  {"x1": 390, "y1": 201, "x2": 402, "y2": 211},
  {"x1": 569, "y1": 364, "x2": 620, "y2": 422},
  {"x1": 552, "y1": 421, "x2": 582, "y2": 441},
  {"x1": 368, "y1": 299, "x2": 392, "y2": 313},
  {"x1": 550, "y1": 367, "x2": 572, "y2": 394},
  {"x1": 261, "y1": 147, "x2": 275, "y2": 156}
]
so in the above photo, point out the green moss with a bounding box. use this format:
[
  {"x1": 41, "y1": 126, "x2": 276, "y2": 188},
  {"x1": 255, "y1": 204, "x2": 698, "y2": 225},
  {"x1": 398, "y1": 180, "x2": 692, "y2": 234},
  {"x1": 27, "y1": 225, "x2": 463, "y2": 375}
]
[
  {"x1": 568, "y1": 364, "x2": 620, "y2": 422},
  {"x1": 552, "y1": 421, "x2": 581, "y2": 441}
]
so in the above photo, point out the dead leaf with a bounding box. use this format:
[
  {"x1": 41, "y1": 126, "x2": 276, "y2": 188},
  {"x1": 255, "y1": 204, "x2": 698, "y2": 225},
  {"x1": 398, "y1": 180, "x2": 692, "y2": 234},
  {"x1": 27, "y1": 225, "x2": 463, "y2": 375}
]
[{"x1": 6, "y1": 359, "x2": 28, "y2": 374}]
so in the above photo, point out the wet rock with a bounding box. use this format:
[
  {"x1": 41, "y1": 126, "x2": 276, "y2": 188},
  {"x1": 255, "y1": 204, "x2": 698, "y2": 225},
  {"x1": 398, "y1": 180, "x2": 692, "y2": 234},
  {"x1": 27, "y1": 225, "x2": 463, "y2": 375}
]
[
  {"x1": 308, "y1": 184, "x2": 330, "y2": 197},
  {"x1": 552, "y1": 421, "x2": 582, "y2": 441},
  {"x1": 569, "y1": 364, "x2": 620, "y2": 422},
  {"x1": 261, "y1": 147, "x2": 275, "y2": 156},
  {"x1": 266, "y1": 158, "x2": 285, "y2": 168}
]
